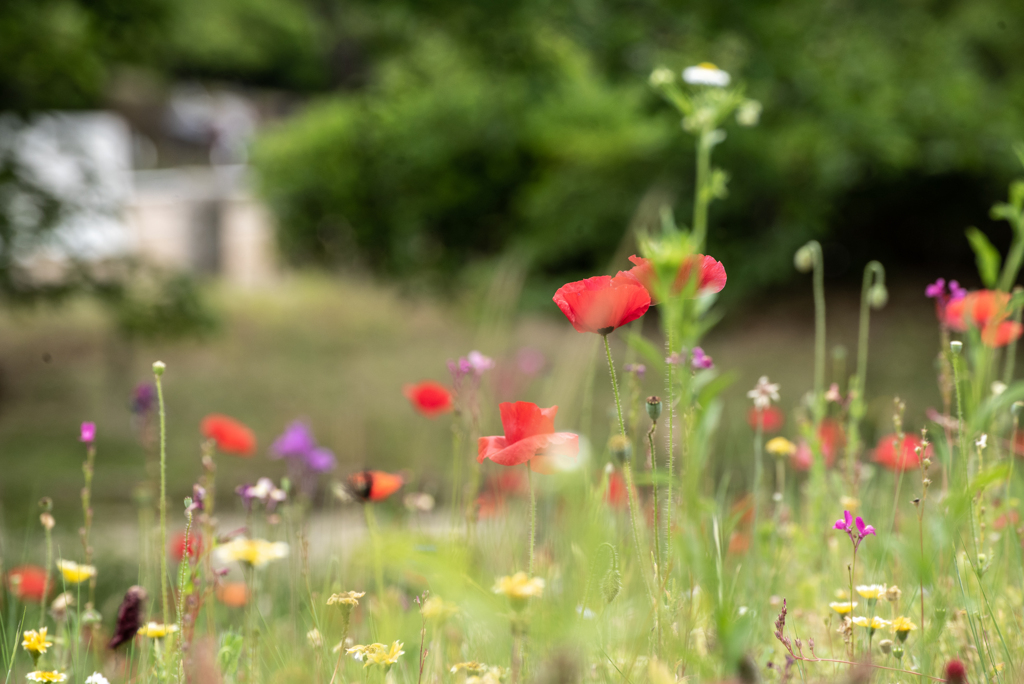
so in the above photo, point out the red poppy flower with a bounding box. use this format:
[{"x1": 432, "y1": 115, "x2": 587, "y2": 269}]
[
  {"x1": 169, "y1": 531, "x2": 203, "y2": 563},
  {"x1": 747, "y1": 406, "x2": 784, "y2": 432},
  {"x1": 627, "y1": 254, "x2": 727, "y2": 301},
  {"x1": 873, "y1": 433, "x2": 931, "y2": 472},
  {"x1": 201, "y1": 414, "x2": 257, "y2": 456},
  {"x1": 348, "y1": 470, "x2": 404, "y2": 502},
  {"x1": 605, "y1": 471, "x2": 628, "y2": 509},
  {"x1": 552, "y1": 272, "x2": 651, "y2": 335},
  {"x1": 478, "y1": 401, "x2": 579, "y2": 471},
  {"x1": 403, "y1": 381, "x2": 454, "y2": 417},
  {"x1": 945, "y1": 290, "x2": 1024, "y2": 348},
  {"x1": 790, "y1": 419, "x2": 845, "y2": 471},
  {"x1": 5, "y1": 565, "x2": 48, "y2": 601}
]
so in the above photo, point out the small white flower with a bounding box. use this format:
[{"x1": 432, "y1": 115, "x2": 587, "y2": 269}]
[
  {"x1": 976, "y1": 434, "x2": 988, "y2": 450},
  {"x1": 682, "y1": 62, "x2": 731, "y2": 87},
  {"x1": 86, "y1": 673, "x2": 110, "y2": 684},
  {"x1": 747, "y1": 376, "x2": 781, "y2": 410},
  {"x1": 992, "y1": 381, "x2": 1007, "y2": 396}
]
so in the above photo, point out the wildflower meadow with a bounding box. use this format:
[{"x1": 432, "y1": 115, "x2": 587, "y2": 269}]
[{"x1": 5, "y1": 63, "x2": 1024, "y2": 684}]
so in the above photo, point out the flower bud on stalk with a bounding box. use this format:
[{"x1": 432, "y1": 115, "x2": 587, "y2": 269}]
[{"x1": 646, "y1": 396, "x2": 663, "y2": 421}]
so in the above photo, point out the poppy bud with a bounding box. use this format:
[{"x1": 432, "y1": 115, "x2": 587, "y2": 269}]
[
  {"x1": 794, "y1": 245, "x2": 815, "y2": 273},
  {"x1": 868, "y1": 284, "x2": 888, "y2": 309},
  {"x1": 608, "y1": 435, "x2": 632, "y2": 464},
  {"x1": 601, "y1": 559, "x2": 621, "y2": 604},
  {"x1": 153, "y1": 360, "x2": 166, "y2": 376},
  {"x1": 949, "y1": 340, "x2": 963, "y2": 355},
  {"x1": 647, "y1": 396, "x2": 663, "y2": 421}
]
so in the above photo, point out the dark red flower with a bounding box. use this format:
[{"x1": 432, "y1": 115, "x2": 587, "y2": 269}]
[
  {"x1": 790, "y1": 419, "x2": 845, "y2": 471},
  {"x1": 945, "y1": 290, "x2": 1024, "y2": 348},
  {"x1": 201, "y1": 414, "x2": 257, "y2": 456},
  {"x1": 403, "y1": 381, "x2": 454, "y2": 417},
  {"x1": 747, "y1": 406, "x2": 784, "y2": 433},
  {"x1": 478, "y1": 401, "x2": 579, "y2": 471},
  {"x1": 348, "y1": 470, "x2": 404, "y2": 502},
  {"x1": 169, "y1": 531, "x2": 203, "y2": 563},
  {"x1": 553, "y1": 272, "x2": 651, "y2": 335},
  {"x1": 5, "y1": 565, "x2": 48, "y2": 601},
  {"x1": 945, "y1": 659, "x2": 967, "y2": 684},
  {"x1": 627, "y1": 254, "x2": 727, "y2": 301},
  {"x1": 874, "y1": 433, "x2": 931, "y2": 472}
]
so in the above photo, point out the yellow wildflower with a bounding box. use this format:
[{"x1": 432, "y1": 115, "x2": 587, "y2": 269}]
[
  {"x1": 467, "y1": 669, "x2": 505, "y2": 684},
  {"x1": 26, "y1": 673, "x2": 67, "y2": 683},
  {"x1": 493, "y1": 573, "x2": 545, "y2": 601},
  {"x1": 855, "y1": 584, "x2": 886, "y2": 600},
  {"x1": 451, "y1": 662, "x2": 490, "y2": 675},
  {"x1": 327, "y1": 591, "x2": 364, "y2": 607},
  {"x1": 22, "y1": 628, "x2": 52, "y2": 655},
  {"x1": 766, "y1": 437, "x2": 797, "y2": 457},
  {"x1": 215, "y1": 538, "x2": 289, "y2": 567},
  {"x1": 852, "y1": 616, "x2": 890, "y2": 631},
  {"x1": 828, "y1": 602, "x2": 857, "y2": 614},
  {"x1": 137, "y1": 622, "x2": 179, "y2": 639},
  {"x1": 892, "y1": 616, "x2": 917, "y2": 641},
  {"x1": 56, "y1": 560, "x2": 95, "y2": 585},
  {"x1": 365, "y1": 641, "x2": 404, "y2": 669},
  {"x1": 421, "y1": 596, "x2": 459, "y2": 621}
]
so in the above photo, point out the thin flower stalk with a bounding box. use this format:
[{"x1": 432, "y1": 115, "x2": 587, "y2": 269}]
[
  {"x1": 527, "y1": 465, "x2": 536, "y2": 576},
  {"x1": 153, "y1": 361, "x2": 170, "y2": 627}
]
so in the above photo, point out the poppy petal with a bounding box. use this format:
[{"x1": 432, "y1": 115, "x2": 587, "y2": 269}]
[{"x1": 499, "y1": 402, "x2": 557, "y2": 444}]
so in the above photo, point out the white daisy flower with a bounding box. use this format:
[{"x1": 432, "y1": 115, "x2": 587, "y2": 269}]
[{"x1": 682, "y1": 62, "x2": 731, "y2": 87}]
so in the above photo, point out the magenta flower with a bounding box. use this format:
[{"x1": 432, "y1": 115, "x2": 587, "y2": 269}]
[
  {"x1": 466, "y1": 350, "x2": 496, "y2": 375},
  {"x1": 925, "y1": 278, "x2": 946, "y2": 299},
  {"x1": 80, "y1": 422, "x2": 96, "y2": 444},
  {"x1": 834, "y1": 510, "x2": 875, "y2": 550},
  {"x1": 691, "y1": 347, "x2": 714, "y2": 369}
]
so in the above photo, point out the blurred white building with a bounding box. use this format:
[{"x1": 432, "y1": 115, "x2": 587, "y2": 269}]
[{"x1": 7, "y1": 110, "x2": 277, "y2": 288}]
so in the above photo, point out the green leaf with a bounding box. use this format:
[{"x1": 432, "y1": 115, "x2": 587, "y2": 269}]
[{"x1": 965, "y1": 226, "x2": 1002, "y2": 288}]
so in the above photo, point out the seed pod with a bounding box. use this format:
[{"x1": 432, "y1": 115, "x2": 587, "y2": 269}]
[
  {"x1": 601, "y1": 556, "x2": 622, "y2": 604},
  {"x1": 646, "y1": 396, "x2": 663, "y2": 421}
]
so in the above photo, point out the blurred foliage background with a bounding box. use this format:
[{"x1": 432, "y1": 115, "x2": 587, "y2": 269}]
[{"x1": 5, "y1": 0, "x2": 1024, "y2": 295}]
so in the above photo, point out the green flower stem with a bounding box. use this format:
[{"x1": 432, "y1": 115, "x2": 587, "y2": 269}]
[
  {"x1": 603, "y1": 333, "x2": 654, "y2": 606},
  {"x1": 527, "y1": 465, "x2": 536, "y2": 577},
  {"x1": 751, "y1": 416, "x2": 764, "y2": 565},
  {"x1": 648, "y1": 422, "x2": 662, "y2": 576},
  {"x1": 665, "y1": 329, "x2": 675, "y2": 550},
  {"x1": 41, "y1": 525, "x2": 53, "y2": 625},
  {"x1": 692, "y1": 130, "x2": 713, "y2": 250},
  {"x1": 603, "y1": 335, "x2": 626, "y2": 437},
  {"x1": 154, "y1": 366, "x2": 170, "y2": 628},
  {"x1": 81, "y1": 442, "x2": 97, "y2": 609},
  {"x1": 951, "y1": 354, "x2": 980, "y2": 558},
  {"x1": 177, "y1": 509, "x2": 193, "y2": 678},
  {"x1": 811, "y1": 243, "x2": 827, "y2": 417},
  {"x1": 1003, "y1": 292, "x2": 1023, "y2": 384}
]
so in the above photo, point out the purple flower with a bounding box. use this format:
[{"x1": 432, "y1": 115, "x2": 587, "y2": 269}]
[
  {"x1": 691, "y1": 347, "x2": 714, "y2": 370},
  {"x1": 925, "y1": 278, "x2": 946, "y2": 299},
  {"x1": 270, "y1": 421, "x2": 317, "y2": 459},
  {"x1": 131, "y1": 383, "x2": 156, "y2": 415},
  {"x1": 948, "y1": 280, "x2": 966, "y2": 301},
  {"x1": 305, "y1": 447, "x2": 336, "y2": 473},
  {"x1": 80, "y1": 422, "x2": 96, "y2": 444},
  {"x1": 834, "y1": 509, "x2": 875, "y2": 550},
  {"x1": 624, "y1": 363, "x2": 646, "y2": 379},
  {"x1": 466, "y1": 350, "x2": 495, "y2": 375},
  {"x1": 187, "y1": 484, "x2": 206, "y2": 513}
]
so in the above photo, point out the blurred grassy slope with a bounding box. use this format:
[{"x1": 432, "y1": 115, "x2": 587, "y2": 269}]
[{"x1": 0, "y1": 271, "x2": 949, "y2": 527}]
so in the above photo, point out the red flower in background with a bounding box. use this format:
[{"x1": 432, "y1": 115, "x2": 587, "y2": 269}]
[
  {"x1": 403, "y1": 381, "x2": 454, "y2": 417},
  {"x1": 169, "y1": 531, "x2": 203, "y2": 562},
  {"x1": 627, "y1": 254, "x2": 727, "y2": 300},
  {"x1": 747, "y1": 406, "x2": 784, "y2": 433},
  {"x1": 945, "y1": 290, "x2": 1024, "y2": 348},
  {"x1": 478, "y1": 401, "x2": 579, "y2": 471},
  {"x1": 553, "y1": 272, "x2": 651, "y2": 334},
  {"x1": 605, "y1": 471, "x2": 629, "y2": 509},
  {"x1": 216, "y1": 582, "x2": 249, "y2": 607},
  {"x1": 790, "y1": 419, "x2": 845, "y2": 471},
  {"x1": 201, "y1": 414, "x2": 257, "y2": 456},
  {"x1": 348, "y1": 470, "x2": 404, "y2": 502},
  {"x1": 5, "y1": 565, "x2": 48, "y2": 601},
  {"x1": 874, "y1": 433, "x2": 931, "y2": 472}
]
